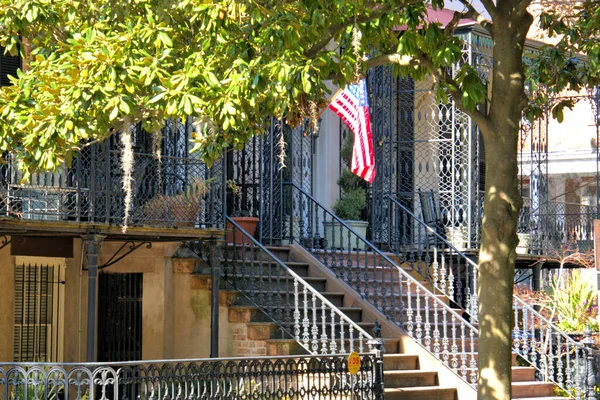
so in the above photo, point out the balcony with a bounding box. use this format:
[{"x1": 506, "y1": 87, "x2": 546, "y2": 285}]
[
  {"x1": 0, "y1": 148, "x2": 225, "y2": 231},
  {"x1": 519, "y1": 197, "x2": 597, "y2": 255}
]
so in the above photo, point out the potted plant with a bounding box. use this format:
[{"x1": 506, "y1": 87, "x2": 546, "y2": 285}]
[
  {"x1": 226, "y1": 180, "x2": 259, "y2": 244},
  {"x1": 325, "y1": 132, "x2": 368, "y2": 250},
  {"x1": 140, "y1": 177, "x2": 210, "y2": 228}
]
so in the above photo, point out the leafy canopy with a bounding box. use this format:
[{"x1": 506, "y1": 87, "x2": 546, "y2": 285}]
[
  {"x1": 0, "y1": 0, "x2": 598, "y2": 180},
  {"x1": 0, "y1": 0, "x2": 483, "y2": 178}
]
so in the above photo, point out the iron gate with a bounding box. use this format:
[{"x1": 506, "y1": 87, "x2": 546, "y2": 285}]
[{"x1": 98, "y1": 272, "x2": 143, "y2": 362}]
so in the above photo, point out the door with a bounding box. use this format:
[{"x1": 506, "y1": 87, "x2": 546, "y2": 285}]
[{"x1": 97, "y1": 272, "x2": 143, "y2": 362}]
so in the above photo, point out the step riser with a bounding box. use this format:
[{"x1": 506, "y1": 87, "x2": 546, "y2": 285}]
[
  {"x1": 512, "y1": 383, "x2": 555, "y2": 398},
  {"x1": 224, "y1": 247, "x2": 291, "y2": 262},
  {"x1": 244, "y1": 308, "x2": 364, "y2": 324},
  {"x1": 384, "y1": 372, "x2": 438, "y2": 388},
  {"x1": 266, "y1": 339, "x2": 399, "y2": 356},
  {"x1": 384, "y1": 355, "x2": 420, "y2": 370},
  {"x1": 384, "y1": 388, "x2": 457, "y2": 400},
  {"x1": 232, "y1": 293, "x2": 345, "y2": 307},
  {"x1": 512, "y1": 368, "x2": 535, "y2": 382},
  {"x1": 223, "y1": 263, "x2": 309, "y2": 277},
  {"x1": 307, "y1": 251, "x2": 403, "y2": 266},
  {"x1": 224, "y1": 278, "x2": 327, "y2": 292}
]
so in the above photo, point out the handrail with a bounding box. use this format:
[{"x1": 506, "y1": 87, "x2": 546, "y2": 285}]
[
  {"x1": 387, "y1": 196, "x2": 479, "y2": 270},
  {"x1": 283, "y1": 183, "x2": 402, "y2": 270},
  {"x1": 387, "y1": 194, "x2": 592, "y2": 398},
  {"x1": 284, "y1": 182, "x2": 478, "y2": 330},
  {"x1": 284, "y1": 182, "x2": 480, "y2": 385},
  {"x1": 225, "y1": 215, "x2": 373, "y2": 354},
  {"x1": 387, "y1": 195, "x2": 479, "y2": 318}
]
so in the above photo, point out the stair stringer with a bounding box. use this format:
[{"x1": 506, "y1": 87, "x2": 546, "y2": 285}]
[{"x1": 288, "y1": 244, "x2": 477, "y2": 400}]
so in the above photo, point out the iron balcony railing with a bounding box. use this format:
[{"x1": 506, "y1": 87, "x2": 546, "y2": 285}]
[
  {"x1": 0, "y1": 150, "x2": 225, "y2": 228},
  {"x1": 223, "y1": 216, "x2": 375, "y2": 355},
  {"x1": 0, "y1": 354, "x2": 382, "y2": 400},
  {"x1": 282, "y1": 182, "x2": 480, "y2": 386},
  {"x1": 519, "y1": 197, "x2": 597, "y2": 255},
  {"x1": 387, "y1": 195, "x2": 596, "y2": 398}
]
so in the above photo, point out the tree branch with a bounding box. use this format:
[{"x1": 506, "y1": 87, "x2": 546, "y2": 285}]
[
  {"x1": 515, "y1": 0, "x2": 534, "y2": 19},
  {"x1": 418, "y1": 53, "x2": 492, "y2": 132},
  {"x1": 305, "y1": 0, "x2": 424, "y2": 59},
  {"x1": 455, "y1": 0, "x2": 494, "y2": 36},
  {"x1": 305, "y1": 3, "x2": 392, "y2": 58}
]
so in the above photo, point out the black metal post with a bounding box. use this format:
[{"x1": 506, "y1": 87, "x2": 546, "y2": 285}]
[
  {"x1": 208, "y1": 239, "x2": 223, "y2": 358},
  {"x1": 582, "y1": 326, "x2": 597, "y2": 400},
  {"x1": 82, "y1": 234, "x2": 105, "y2": 362},
  {"x1": 368, "y1": 320, "x2": 385, "y2": 400}
]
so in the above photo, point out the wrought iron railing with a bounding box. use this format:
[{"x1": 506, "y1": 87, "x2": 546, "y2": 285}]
[
  {"x1": 0, "y1": 150, "x2": 225, "y2": 228},
  {"x1": 388, "y1": 194, "x2": 596, "y2": 398},
  {"x1": 223, "y1": 216, "x2": 374, "y2": 355},
  {"x1": 513, "y1": 297, "x2": 595, "y2": 399},
  {"x1": 282, "y1": 182, "x2": 480, "y2": 386},
  {"x1": 519, "y1": 198, "x2": 597, "y2": 255},
  {"x1": 0, "y1": 354, "x2": 382, "y2": 400},
  {"x1": 387, "y1": 196, "x2": 478, "y2": 319}
]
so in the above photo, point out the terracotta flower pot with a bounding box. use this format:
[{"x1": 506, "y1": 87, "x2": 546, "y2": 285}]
[{"x1": 227, "y1": 216, "x2": 260, "y2": 244}]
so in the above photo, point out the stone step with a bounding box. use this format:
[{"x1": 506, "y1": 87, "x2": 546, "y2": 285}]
[
  {"x1": 514, "y1": 398, "x2": 568, "y2": 400},
  {"x1": 354, "y1": 292, "x2": 451, "y2": 308},
  {"x1": 384, "y1": 370, "x2": 438, "y2": 388},
  {"x1": 221, "y1": 260, "x2": 310, "y2": 277},
  {"x1": 235, "y1": 304, "x2": 364, "y2": 324},
  {"x1": 383, "y1": 354, "x2": 420, "y2": 370},
  {"x1": 383, "y1": 386, "x2": 457, "y2": 400},
  {"x1": 306, "y1": 249, "x2": 403, "y2": 265},
  {"x1": 511, "y1": 367, "x2": 536, "y2": 382},
  {"x1": 265, "y1": 337, "x2": 401, "y2": 356},
  {"x1": 223, "y1": 274, "x2": 328, "y2": 292},
  {"x1": 222, "y1": 245, "x2": 292, "y2": 262},
  {"x1": 512, "y1": 382, "x2": 555, "y2": 398},
  {"x1": 235, "y1": 290, "x2": 347, "y2": 307}
]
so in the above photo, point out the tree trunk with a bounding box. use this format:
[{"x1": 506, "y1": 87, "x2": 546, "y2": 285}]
[
  {"x1": 477, "y1": 124, "x2": 522, "y2": 400},
  {"x1": 476, "y1": 3, "x2": 532, "y2": 398}
]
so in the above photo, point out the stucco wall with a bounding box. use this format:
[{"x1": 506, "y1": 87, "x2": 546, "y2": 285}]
[
  {"x1": 0, "y1": 242, "x2": 14, "y2": 361},
  {"x1": 0, "y1": 238, "x2": 248, "y2": 362}
]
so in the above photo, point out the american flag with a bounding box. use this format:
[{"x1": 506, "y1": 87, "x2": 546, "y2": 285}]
[{"x1": 328, "y1": 80, "x2": 376, "y2": 183}]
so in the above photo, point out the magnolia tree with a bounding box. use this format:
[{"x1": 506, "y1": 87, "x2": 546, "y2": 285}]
[{"x1": 0, "y1": 0, "x2": 598, "y2": 398}]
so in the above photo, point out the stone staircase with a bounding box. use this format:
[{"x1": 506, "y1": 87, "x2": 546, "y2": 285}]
[{"x1": 209, "y1": 243, "x2": 566, "y2": 400}]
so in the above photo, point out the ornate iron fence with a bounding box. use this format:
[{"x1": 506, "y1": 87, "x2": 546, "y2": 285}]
[
  {"x1": 518, "y1": 198, "x2": 597, "y2": 255},
  {"x1": 0, "y1": 353, "x2": 383, "y2": 400}
]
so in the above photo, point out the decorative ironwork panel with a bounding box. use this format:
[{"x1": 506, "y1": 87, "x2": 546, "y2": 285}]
[
  {"x1": 98, "y1": 272, "x2": 143, "y2": 362},
  {"x1": 228, "y1": 118, "x2": 313, "y2": 244},
  {"x1": 367, "y1": 66, "x2": 478, "y2": 246},
  {"x1": 13, "y1": 264, "x2": 65, "y2": 362},
  {"x1": 0, "y1": 119, "x2": 225, "y2": 228}
]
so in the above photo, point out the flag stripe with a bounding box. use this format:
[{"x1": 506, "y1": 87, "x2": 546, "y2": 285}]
[{"x1": 329, "y1": 79, "x2": 376, "y2": 183}]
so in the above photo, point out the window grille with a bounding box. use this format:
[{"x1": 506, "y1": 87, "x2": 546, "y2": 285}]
[{"x1": 13, "y1": 263, "x2": 64, "y2": 362}]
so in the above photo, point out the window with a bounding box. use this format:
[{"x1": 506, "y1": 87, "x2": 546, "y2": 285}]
[{"x1": 13, "y1": 263, "x2": 65, "y2": 362}]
